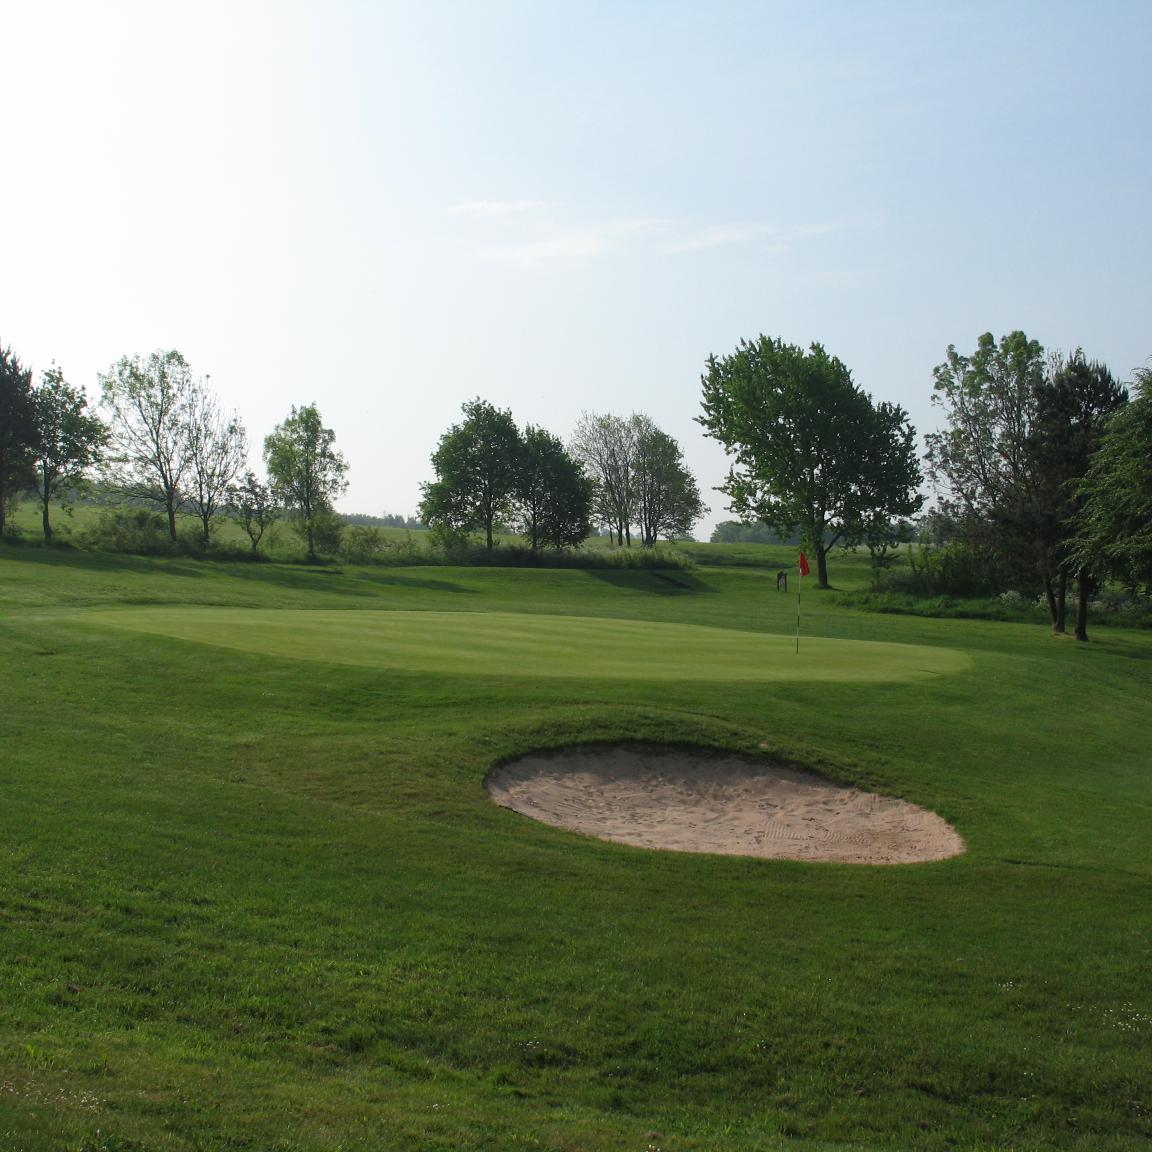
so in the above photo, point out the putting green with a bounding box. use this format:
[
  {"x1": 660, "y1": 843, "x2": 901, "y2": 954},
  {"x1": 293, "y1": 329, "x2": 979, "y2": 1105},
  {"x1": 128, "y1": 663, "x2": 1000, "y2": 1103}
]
[{"x1": 85, "y1": 608, "x2": 969, "y2": 682}]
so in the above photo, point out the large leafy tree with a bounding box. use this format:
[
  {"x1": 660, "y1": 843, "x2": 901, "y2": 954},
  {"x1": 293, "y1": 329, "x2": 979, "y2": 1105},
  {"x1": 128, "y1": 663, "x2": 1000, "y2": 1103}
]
[
  {"x1": 0, "y1": 341, "x2": 37, "y2": 537},
  {"x1": 99, "y1": 349, "x2": 199, "y2": 543},
  {"x1": 1073, "y1": 366, "x2": 1152, "y2": 596},
  {"x1": 264, "y1": 404, "x2": 348, "y2": 562},
  {"x1": 514, "y1": 425, "x2": 593, "y2": 551},
  {"x1": 1030, "y1": 352, "x2": 1127, "y2": 637},
  {"x1": 699, "y1": 336, "x2": 922, "y2": 587},
  {"x1": 420, "y1": 398, "x2": 521, "y2": 551},
  {"x1": 925, "y1": 332, "x2": 1046, "y2": 525},
  {"x1": 633, "y1": 419, "x2": 707, "y2": 545},
  {"x1": 925, "y1": 332, "x2": 1126, "y2": 637},
  {"x1": 31, "y1": 366, "x2": 109, "y2": 539}
]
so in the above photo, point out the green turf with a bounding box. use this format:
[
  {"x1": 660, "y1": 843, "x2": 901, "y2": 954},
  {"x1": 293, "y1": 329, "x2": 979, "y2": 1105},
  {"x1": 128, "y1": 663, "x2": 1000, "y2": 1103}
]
[
  {"x1": 1, "y1": 543, "x2": 1150, "y2": 1152},
  {"x1": 83, "y1": 606, "x2": 970, "y2": 682}
]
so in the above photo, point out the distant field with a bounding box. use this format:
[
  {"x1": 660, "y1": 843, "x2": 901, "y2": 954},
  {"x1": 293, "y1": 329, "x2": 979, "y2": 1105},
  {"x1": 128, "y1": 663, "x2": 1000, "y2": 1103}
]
[{"x1": 1, "y1": 542, "x2": 1149, "y2": 1151}]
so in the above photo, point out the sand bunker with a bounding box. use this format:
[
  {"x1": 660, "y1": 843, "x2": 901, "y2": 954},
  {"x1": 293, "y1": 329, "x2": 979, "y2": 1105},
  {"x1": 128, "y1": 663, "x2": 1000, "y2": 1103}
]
[{"x1": 486, "y1": 744, "x2": 965, "y2": 864}]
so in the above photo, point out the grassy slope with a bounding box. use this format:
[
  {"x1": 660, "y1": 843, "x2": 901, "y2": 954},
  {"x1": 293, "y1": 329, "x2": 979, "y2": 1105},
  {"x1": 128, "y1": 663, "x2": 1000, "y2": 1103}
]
[{"x1": 0, "y1": 544, "x2": 1150, "y2": 1151}]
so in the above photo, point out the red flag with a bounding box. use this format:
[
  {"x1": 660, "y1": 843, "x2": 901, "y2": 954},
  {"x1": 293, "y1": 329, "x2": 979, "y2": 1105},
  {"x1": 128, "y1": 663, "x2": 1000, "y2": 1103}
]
[{"x1": 798, "y1": 551, "x2": 810, "y2": 577}]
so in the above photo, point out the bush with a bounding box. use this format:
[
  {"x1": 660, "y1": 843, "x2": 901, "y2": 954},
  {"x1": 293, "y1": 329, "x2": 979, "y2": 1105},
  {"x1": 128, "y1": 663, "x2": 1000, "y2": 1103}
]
[
  {"x1": 340, "y1": 524, "x2": 389, "y2": 563},
  {"x1": 871, "y1": 539, "x2": 1005, "y2": 599},
  {"x1": 423, "y1": 540, "x2": 693, "y2": 570},
  {"x1": 79, "y1": 509, "x2": 178, "y2": 556}
]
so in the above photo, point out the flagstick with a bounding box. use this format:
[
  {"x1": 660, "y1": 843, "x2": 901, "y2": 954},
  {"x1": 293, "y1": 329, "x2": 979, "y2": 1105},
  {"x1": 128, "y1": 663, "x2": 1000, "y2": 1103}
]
[{"x1": 795, "y1": 565, "x2": 802, "y2": 654}]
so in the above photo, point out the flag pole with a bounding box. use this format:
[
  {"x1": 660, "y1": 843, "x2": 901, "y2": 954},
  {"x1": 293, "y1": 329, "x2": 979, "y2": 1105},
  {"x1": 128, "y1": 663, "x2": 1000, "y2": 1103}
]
[
  {"x1": 795, "y1": 551, "x2": 809, "y2": 654},
  {"x1": 795, "y1": 561, "x2": 802, "y2": 655},
  {"x1": 797, "y1": 552, "x2": 806, "y2": 654}
]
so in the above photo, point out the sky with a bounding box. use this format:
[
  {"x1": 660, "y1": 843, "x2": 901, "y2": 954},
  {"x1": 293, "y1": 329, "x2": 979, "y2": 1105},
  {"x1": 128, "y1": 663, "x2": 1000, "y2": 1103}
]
[{"x1": 3, "y1": 0, "x2": 1150, "y2": 538}]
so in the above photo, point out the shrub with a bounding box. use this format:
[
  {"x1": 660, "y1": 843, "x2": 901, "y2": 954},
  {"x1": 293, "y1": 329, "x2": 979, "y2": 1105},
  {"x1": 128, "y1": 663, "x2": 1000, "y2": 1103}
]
[{"x1": 79, "y1": 509, "x2": 178, "y2": 555}]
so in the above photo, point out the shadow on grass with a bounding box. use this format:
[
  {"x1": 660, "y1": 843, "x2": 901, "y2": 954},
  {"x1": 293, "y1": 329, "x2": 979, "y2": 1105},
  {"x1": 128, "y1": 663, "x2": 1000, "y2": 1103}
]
[
  {"x1": 0, "y1": 543, "x2": 476, "y2": 597},
  {"x1": 0, "y1": 541, "x2": 208, "y2": 578},
  {"x1": 208, "y1": 562, "x2": 477, "y2": 597},
  {"x1": 584, "y1": 569, "x2": 715, "y2": 596}
]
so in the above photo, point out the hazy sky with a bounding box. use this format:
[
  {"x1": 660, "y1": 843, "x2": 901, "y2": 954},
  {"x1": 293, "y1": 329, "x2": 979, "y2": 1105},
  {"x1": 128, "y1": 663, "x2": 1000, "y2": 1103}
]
[{"x1": 4, "y1": 1, "x2": 1149, "y2": 536}]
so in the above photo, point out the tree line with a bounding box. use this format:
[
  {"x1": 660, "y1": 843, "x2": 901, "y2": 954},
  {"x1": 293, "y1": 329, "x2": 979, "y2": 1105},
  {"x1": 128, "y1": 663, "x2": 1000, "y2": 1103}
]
[
  {"x1": 418, "y1": 400, "x2": 707, "y2": 552},
  {"x1": 0, "y1": 344, "x2": 347, "y2": 561},
  {"x1": 698, "y1": 331, "x2": 1151, "y2": 639},
  {"x1": 4, "y1": 329, "x2": 1148, "y2": 619}
]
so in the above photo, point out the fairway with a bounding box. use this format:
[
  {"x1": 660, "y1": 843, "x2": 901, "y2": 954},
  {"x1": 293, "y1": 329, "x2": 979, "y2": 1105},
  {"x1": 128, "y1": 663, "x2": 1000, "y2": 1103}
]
[
  {"x1": 86, "y1": 605, "x2": 970, "y2": 682},
  {"x1": 5, "y1": 550, "x2": 1151, "y2": 1152}
]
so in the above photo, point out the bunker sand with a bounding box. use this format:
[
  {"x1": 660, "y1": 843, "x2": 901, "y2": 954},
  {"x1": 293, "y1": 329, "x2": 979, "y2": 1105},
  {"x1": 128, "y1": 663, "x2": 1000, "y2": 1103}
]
[{"x1": 487, "y1": 744, "x2": 965, "y2": 864}]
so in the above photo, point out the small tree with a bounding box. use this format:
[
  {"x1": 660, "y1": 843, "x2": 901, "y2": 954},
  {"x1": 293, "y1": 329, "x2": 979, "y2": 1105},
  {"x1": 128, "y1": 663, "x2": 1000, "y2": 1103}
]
[
  {"x1": 264, "y1": 404, "x2": 348, "y2": 561},
  {"x1": 229, "y1": 470, "x2": 280, "y2": 554},
  {"x1": 420, "y1": 398, "x2": 522, "y2": 551},
  {"x1": 185, "y1": 385, "x2": 248, "y2": 549},
  {"x1": 699, "y1": 336, "x2": 922, "y2": 587},
  {"x1": 99, "y1": 350, "x2": 198, "y2": 543},
  {"x1": 0, "y1": 342, "x2": 37, "y2": 537},
  {"x1": 515, "y1": 424, "x2": 592, "y2": 550},
  {"x1": 31, "y1": 366, "x2": 109, "y2": 539},
  {"x1": 1072, "y1": 366, "x2": 1152, "y2": 598},
  {"x1": 633, "y1": 419, "x2": 707, "y2": 544},
  {"x1": 569, "y1": 412, "x2": 637, "y2": 545}
]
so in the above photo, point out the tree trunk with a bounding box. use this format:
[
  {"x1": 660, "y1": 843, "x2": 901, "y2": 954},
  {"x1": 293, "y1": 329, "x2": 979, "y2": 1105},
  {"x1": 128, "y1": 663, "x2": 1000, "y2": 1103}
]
[
  {"x1": 41, "y1": 492, "x2": 53, "y2": 539},
  {"x1": 1074, "y1": 568, "x2": 1091, "y2": 642},
  {"x1": 1045, "y1": 572, "x2": 1069, "y2": 633},
  {"x1": 815, "y1": 542, "x2": 830, "y2": 588},
  {"x1": 166, "y1": 496, "x2": 178, "y2": 543},
  {"x1": 1043, "y1": 575, "x2": 1058, "y2": 632}
]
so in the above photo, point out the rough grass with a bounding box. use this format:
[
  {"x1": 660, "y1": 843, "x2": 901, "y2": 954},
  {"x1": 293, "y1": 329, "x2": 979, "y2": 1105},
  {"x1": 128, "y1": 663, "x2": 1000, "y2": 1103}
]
[{"x1": 1, "y1": 542, "x2": 1150, "y2": 1151}]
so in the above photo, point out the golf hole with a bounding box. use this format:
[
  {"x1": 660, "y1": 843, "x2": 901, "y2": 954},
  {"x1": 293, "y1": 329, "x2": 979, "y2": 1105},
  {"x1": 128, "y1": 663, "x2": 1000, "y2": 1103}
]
[{"x1": 486, "y1": 743, "x2": 965, "y2": 864}]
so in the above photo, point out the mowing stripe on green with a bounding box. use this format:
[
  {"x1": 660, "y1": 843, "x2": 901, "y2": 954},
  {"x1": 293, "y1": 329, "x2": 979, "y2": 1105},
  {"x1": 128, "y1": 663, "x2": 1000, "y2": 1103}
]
[{"x1": 85, "y1": 607, "x2": 970, "y2": 682}]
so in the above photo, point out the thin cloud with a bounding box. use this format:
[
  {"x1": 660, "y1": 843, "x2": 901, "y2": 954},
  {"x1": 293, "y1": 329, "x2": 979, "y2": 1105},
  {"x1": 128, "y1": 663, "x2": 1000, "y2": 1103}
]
[
  {"x1": 665, "y1": 220, "x2": 839, "y2": 254},
  {"x1": 478, "y1": 216, "x2": 672, "y2": 270},
  {"x1": 449, "y1": 199, "x2": 556, "y2": 218},
  {"x1": 453, "y1": 203, "x2": 843, "y2": 269}
]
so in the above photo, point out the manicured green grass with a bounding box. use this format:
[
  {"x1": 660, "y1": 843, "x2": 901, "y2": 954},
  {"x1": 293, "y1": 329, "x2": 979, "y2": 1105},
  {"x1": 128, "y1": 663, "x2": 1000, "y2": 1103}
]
[
  {"x1": 83, "y1": 607, "x2": 969, "y2": 683},
  {"x1": 1, "y1": 543, "x2": 1150, "y2": 1151}
]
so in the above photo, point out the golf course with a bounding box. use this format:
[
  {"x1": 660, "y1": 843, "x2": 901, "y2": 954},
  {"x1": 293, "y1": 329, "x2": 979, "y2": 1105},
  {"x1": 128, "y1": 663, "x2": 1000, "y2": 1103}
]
[{"x1": 2, "y1": 544, "x2": 1150, "y2": 1151}]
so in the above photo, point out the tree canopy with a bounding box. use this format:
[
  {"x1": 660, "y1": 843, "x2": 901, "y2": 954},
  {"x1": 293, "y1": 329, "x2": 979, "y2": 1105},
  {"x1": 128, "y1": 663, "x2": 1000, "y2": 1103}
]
[
  {"x1": 632, "y1": 418, "x2": 707, "y2": 545},
  {"x1": 185, "y1": 387, "x2": 248, "y2": 548},
  {"x1": 698, "y1": 335, "x2": 922, "y2": 587},
  {"x1": 264, "y1": 404, "x2": 348, "y2": 562},
  {"x1": 570, "y1": 411, "x2": 706, "y2": 545},
  {"x1": 99, "y1": 350, "x2": 199, "y2": 543},
  {"x1": 31, "y1": 366, "x2": 109, "y2": 539},
  {"x1": 0, "y1": 341, "x2": 37, "y2": 537},
  {"x1": 925, "y1": 332, "x2": 1127, "y2": 637},
  {"x1": 1073, "y1": 366, "x2": 1152, "y2": 594},
  {"x1": 420, "y1": 399, "x2": 522, "y2": 551},
  {"x1": 514, "y1": 424, "x2": 593, "y2": 551}
]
